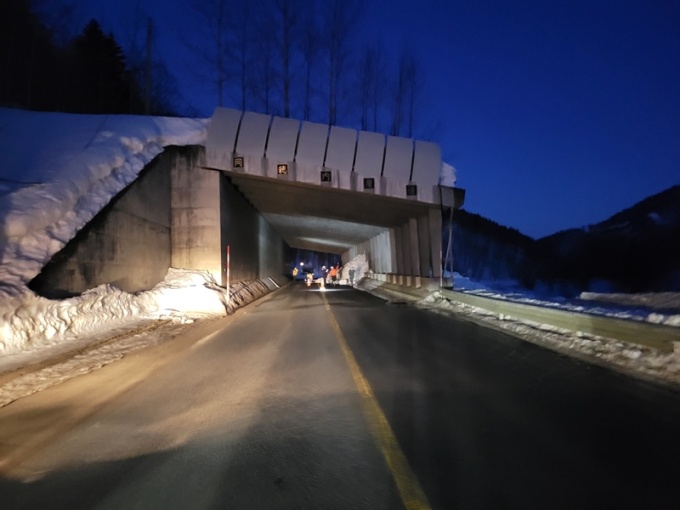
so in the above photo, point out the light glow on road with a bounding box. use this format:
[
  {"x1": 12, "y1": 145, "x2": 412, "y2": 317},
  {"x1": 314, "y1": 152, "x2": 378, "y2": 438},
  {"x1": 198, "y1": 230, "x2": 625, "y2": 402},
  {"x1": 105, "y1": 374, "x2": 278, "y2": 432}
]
[{"x1": 322, "y1": 293, "x2": 431, "y2": 510}]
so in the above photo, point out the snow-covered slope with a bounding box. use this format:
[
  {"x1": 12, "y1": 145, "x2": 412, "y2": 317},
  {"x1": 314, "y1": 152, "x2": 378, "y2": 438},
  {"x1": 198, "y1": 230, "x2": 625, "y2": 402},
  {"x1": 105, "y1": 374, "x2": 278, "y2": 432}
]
[
  {"x1": 0, "y1": 108, "x2": 217, "y2": 355},
  {"x1": 0, "y1": 108, "x2": 207, "y2": 291}
]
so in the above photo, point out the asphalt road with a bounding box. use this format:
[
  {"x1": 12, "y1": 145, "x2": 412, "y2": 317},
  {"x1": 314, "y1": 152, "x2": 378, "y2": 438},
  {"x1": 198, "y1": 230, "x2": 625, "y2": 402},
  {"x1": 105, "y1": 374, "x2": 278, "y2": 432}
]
[{"x1": 1, "y1": 282, "x2": 679, "y2": 509}]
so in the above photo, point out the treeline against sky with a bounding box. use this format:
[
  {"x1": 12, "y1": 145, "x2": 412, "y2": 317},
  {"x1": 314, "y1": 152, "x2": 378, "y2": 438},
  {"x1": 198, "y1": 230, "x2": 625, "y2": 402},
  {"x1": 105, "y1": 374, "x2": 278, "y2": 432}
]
[
  {"x1": 0, "y1": 1, "x2": 175, "y2": 115},
  {"x1": 1, "y1": 0, "x2": 426, "y2": 137},
  {"x1": 450, "y1": 185, "x2": 680, "y2": 294},
  {"x1": 186, "y1": 0, "x2": 425, "y2": 136}
]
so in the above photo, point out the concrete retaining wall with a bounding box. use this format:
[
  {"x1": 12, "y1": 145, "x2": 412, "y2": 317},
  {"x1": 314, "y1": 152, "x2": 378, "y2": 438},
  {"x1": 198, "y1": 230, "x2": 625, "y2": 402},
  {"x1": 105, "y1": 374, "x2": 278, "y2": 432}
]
[
  {"x1": 171, "y1": 146, "x2": 286, "y2": 286},
  {"x1": 31, "y1": 145, "x2": 287, "y2": 298},
  {"x1": 30, "y1": 150, "x2": 173, "y2": 297}
]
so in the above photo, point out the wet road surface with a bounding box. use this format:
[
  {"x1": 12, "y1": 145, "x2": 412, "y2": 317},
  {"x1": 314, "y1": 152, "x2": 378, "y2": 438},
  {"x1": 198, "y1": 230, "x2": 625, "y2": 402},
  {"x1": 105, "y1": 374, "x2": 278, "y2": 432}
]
[{"x1": 1, "y1": 282, "x2": 679, "y2": 509}]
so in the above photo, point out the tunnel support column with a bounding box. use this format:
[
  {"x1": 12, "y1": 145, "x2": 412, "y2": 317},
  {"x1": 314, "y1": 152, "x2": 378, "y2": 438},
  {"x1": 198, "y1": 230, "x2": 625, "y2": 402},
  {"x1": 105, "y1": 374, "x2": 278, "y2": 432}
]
[
  {"x1": 429, "y1": 207, "x2": 442, "y2": 279},
  {"x1": 171, "y1": 147, "x2": 224, "y2": 284},
  {"x1": 417, "y1": 214, "x2": 432, "y2": 278}
]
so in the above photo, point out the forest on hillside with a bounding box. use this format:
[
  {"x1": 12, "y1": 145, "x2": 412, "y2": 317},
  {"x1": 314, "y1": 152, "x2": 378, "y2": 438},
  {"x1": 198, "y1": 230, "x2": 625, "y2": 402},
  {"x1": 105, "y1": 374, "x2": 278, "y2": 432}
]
[
  {"x1": 0, "y1": 1, "x2": 175, "y2": 115},
  {"x1": 1, "y1": 0, "x2": 429, "y2": 137},
  {"x1": 449, "y1": 185, "x2": 680, "y2": 295}
]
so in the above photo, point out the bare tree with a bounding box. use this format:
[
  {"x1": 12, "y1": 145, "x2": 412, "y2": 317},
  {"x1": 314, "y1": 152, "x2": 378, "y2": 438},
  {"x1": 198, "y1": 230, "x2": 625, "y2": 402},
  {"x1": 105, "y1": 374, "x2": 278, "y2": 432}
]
[
  {"x1": 251, "y1": 24, "x2": 276, "y2": 115},
  {"x1": 269, "y1": 0, "x2": 303, "y2": 118},
  {"x1": 321, "y1": 0, "x2": 362, "y2": 126},
  {"x1": 358, "y1": 43, "x2": 387, "y2": 131},
  {"x1": 185, "y1": 0, "x2": 232, "y2": 108},
  {"x1": 230, "y1": 0, "x2": 254, "y2": 111},
  {"x1": 390, "y1": 47, "x2": 420, "y2": 137},
  {"x1": 404, "y1": 53, "x2": 421, "y2": 138},
  {"x1": 299, "y1": 1, "x2": 320, "y2": 121}
]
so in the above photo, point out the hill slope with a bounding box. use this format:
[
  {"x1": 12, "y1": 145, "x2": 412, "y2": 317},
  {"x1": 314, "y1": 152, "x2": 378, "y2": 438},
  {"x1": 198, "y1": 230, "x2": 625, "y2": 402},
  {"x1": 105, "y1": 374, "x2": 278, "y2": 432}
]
[{"x1": 451, "y1": 185, "x2": 680, "y2": 295}]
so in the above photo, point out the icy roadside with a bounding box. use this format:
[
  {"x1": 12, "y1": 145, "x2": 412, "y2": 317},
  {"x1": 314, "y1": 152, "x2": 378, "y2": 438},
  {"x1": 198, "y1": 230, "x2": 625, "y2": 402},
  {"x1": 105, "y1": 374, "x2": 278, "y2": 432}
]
[
  {"x1": 446, "y1": 275, "x2": 680, "y2": 327},
  {"x1": 0, "y1": 269, "x2": 285, "y2": 407},
  {"x1": 359, "y1": 276, "x2": 680, "y2": 389}
]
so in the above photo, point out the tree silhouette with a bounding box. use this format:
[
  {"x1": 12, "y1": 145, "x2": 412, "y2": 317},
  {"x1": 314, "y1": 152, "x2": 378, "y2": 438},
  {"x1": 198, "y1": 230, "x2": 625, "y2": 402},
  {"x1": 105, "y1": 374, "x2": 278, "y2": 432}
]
[{"x1": 72, "y1": 19, "x2": 131, "y2": 113}]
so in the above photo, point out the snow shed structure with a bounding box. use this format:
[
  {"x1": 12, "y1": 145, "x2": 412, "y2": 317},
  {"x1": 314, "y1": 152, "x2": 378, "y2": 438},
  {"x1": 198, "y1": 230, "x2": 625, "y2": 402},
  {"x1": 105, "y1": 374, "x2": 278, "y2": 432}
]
[
  {"x1": 202, "y1": 107, "x2": 462, "y2": 285},
  {"x1": 28, "y1": 107, "x2": 463, "y2": 297}
]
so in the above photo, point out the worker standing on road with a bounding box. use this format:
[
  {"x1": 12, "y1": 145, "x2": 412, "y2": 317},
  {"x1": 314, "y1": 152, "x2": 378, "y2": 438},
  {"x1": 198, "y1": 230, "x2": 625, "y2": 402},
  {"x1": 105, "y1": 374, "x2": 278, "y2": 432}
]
[
  {"x1": 328, "y1": 265, "x2": 338, "y2": 286},
  {"x1": 348, "y1": 267, "x2": 355, "y2": 287}
]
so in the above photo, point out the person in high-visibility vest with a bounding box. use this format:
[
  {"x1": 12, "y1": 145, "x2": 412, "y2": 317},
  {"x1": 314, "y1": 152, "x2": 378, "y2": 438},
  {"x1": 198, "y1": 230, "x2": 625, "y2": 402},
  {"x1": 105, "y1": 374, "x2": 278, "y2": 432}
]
[{"x1": 328, "y1": 265, "x2": 338, "y2": 286}]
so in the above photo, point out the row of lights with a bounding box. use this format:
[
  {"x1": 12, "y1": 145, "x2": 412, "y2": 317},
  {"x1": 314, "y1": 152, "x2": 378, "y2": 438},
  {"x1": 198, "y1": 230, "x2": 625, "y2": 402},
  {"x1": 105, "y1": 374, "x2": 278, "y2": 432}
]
[{"x1": 233, "y1": 156, "x2": 416, "y2": 195}]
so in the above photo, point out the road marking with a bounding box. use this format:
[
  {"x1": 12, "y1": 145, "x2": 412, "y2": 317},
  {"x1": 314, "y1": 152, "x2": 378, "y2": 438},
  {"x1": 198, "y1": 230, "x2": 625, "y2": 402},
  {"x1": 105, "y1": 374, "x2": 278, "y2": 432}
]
[
  {"x1": 323, "y1": 295, "x2": 431, "y2": 510},
  {"x1": 191, "y1": 329, "x2": 222, "y2": 349}
]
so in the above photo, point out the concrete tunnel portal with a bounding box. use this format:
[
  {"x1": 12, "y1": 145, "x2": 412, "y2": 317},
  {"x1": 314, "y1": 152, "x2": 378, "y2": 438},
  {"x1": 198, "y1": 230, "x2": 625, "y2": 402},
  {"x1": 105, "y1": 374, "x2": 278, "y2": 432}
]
[
  {"x1": 27, "y1": 107, "x2": 464, "y2": 298},
  {"x1": 204, "y1": 107, "x2": 462, "y2": 283}
]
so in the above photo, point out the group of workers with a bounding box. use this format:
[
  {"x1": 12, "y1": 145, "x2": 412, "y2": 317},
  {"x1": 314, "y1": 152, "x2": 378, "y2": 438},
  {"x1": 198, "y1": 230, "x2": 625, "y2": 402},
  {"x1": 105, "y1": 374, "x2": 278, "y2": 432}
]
[{"x1": 294, "y1": 263, "x2": 356, "y2": 288}]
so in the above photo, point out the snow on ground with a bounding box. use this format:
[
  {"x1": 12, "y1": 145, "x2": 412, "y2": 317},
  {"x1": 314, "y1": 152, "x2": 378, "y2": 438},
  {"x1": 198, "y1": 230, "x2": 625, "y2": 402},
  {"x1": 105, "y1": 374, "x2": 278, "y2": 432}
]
[
  {"x1": 0, "y1": 108, "x2": 679, "y2": 409},
  {"x1": 0, "y1": 108, "x2": 207, "y2": 291},
  {"x1": 450, "y1": 273, "x2": 680, "y2": 326},
  {"x1": 0, "y1": 108, "x2": 278, "y2": 407},
  {"x1": 0, "y1": 109, "x2": 215, "y2": 353}
]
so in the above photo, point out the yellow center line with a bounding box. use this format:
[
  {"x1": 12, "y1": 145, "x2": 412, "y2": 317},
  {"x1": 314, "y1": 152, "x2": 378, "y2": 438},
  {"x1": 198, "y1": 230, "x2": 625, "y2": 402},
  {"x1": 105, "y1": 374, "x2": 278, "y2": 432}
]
[{"x1": 322, "y1": 294, "x2": 431, "y2": 510}]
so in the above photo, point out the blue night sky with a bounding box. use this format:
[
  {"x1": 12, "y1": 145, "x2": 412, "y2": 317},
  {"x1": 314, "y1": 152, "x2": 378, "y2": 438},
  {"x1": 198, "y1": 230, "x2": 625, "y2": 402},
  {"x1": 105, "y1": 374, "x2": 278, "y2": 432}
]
[{"x1": 71, "y1": 0, "x2": 679, "y2": 239}]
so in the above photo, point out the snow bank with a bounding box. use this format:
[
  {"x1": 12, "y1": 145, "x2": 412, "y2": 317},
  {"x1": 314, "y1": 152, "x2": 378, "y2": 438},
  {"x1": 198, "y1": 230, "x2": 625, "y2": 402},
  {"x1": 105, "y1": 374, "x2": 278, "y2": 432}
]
[
  {"x1": 0, "y1": 108, "x2": 210, "y2": 356},
  {"x1": 0, "y1": 108, "x2": 208, "y2": 290},
  {"x1": 340, "y1": 254, "x2": 370, "y2": 284},
  {"x1": 0, "y1": 268, "x2": 229, "y2": 355}
]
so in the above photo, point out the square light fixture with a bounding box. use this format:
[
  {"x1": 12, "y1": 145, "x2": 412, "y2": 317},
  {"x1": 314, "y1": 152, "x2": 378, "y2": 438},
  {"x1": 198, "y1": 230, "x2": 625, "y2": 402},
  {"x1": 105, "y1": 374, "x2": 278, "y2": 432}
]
[
  {"x1": 406, "y1": 184, "x2": 418, "y2": 196},
  {"x1": 320, "y1": 170, "x2": 332, "y2": 183},
  {"x1": 363, "y1": 177, "x2": 375, "y2": 190},
  {"x1": 233, "y1": 156, "x2": 244, "y2": 168},
  {"x1": 277, "y1": 164, "x2": 288, "y2": 175}
]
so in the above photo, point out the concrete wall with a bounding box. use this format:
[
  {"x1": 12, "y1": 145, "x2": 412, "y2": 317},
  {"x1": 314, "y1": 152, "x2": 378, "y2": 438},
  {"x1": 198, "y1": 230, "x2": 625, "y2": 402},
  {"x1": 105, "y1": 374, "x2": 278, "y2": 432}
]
[
  {"x1": 31, "y1": 145, "x2": 287, "y2": 298},
  {"x1": 219, "y1": 174, "x2": 286, "y2": 283},
  {"x1": 171, "y1": 146, "x2": 223, "y2": 281},
  {"x1": 171, "y1": 146, "x2": 286, "y2": 285},
  {"x1": 30, "y1": 150, "x2": 173, "y2": 297}
]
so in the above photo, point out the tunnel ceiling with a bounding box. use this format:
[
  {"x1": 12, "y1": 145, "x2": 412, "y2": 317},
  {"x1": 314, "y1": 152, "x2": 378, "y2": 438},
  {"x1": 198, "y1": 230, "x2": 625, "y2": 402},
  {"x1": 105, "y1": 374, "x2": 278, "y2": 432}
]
[{"x1": 226, "y1": 173, "x2": 438, "y2": 254}]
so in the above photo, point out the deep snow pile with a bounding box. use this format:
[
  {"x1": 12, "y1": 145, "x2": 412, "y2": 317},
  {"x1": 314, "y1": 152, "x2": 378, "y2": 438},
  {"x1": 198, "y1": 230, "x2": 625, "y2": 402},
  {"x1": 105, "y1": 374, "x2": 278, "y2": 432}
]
[
  {"x1": 0, "y1": 108, "x2": 213, "y2": 356},
  {"x1": 0, "y1": 108, "x2": 208, "y2": 291},
  {"x1": 0, "y1": 268, "x2": 230, "y2": 355}
]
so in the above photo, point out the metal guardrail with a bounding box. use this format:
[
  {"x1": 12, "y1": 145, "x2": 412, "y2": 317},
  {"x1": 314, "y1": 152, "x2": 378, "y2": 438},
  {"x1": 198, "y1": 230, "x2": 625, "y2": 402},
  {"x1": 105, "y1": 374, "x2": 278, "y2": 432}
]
[
  {"x1": 365, "y1": 276, "x2": 680, "y2": 352},
  {"x1": 441, "y1": 289, "x2": 679, "y2": 352}
]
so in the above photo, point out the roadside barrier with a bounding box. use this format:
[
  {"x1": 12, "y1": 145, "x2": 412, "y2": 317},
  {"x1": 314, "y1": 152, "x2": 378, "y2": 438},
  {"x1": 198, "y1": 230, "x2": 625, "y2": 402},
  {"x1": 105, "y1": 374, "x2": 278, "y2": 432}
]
[{"x1": 366, "y1": 274, "x2": 679, "y2": 352}]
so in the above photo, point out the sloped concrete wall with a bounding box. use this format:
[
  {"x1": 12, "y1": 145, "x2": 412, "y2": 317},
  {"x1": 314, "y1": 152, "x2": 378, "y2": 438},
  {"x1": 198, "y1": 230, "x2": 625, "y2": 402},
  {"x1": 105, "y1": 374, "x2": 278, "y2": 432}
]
[
  {"x1": 30, "y1": 150, "x2": 173, "y2": 297},
  {"x1": 31, "y1": 145, "x2": 287, "y2": 298}
]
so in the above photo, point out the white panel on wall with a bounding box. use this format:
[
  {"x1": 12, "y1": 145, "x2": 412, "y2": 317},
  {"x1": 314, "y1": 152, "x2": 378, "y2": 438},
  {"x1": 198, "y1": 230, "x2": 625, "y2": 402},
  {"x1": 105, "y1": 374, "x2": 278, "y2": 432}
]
[
  {"x1": 325, "y1": 126, "x2": 357, "y2": 172},
  {"x1": 412, "y1": 140, "x2": 441, "y2": 186},
  {"x1": 296, "y1": 121, "x2": 329, "y2": 166},
  {"x1": 205, "y1": 108, "x2": 243, "y2": 169},
  {"x1": 354, "y1": 131, "x2": 385, "y2": 178},
  {"x1": 236, "y1": 111, "x2": 271, "y2": 156},
  {"x1": 383, "y1": 136, "x2": 413, "y2": 182},
  {"x1": 267, "y1": 116, "x2": 300, "y2": 161}
]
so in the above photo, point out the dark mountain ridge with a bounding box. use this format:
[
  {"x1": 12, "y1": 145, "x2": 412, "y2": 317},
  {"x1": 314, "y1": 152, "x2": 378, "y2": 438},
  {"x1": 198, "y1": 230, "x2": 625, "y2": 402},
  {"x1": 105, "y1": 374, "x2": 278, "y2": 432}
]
[{"x1": 450, "y1": 185, "x2": 680, "y2": 296}]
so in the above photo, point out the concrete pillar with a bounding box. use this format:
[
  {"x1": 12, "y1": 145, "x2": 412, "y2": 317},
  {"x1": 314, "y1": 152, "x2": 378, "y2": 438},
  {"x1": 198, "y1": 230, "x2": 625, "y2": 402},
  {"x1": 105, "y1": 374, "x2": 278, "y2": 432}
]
[
  {"x1": 428, "y1": 207, "x2": 442, "y2": 278},
  {"x1": 383, "y1": 231, "x2": 393, "y2": 273},
  {"x1": 409, "y1": 217, "x2": 420, "y2": 277},
  {"x1": 393, "y1": 227, "x2": 403, "y2": 275},
  {"x1": 401, "y1": 222, "x2": 412, "y2": 276},
  {"x1": 171, "y1": 147, "x2": 224, "y2": 283},
  {"x1": 417, "y1": 214, "x2": 432, "y2": 277},
  {"x1": 370, "y1": 235, "x2": 379, "y2": 272}
]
